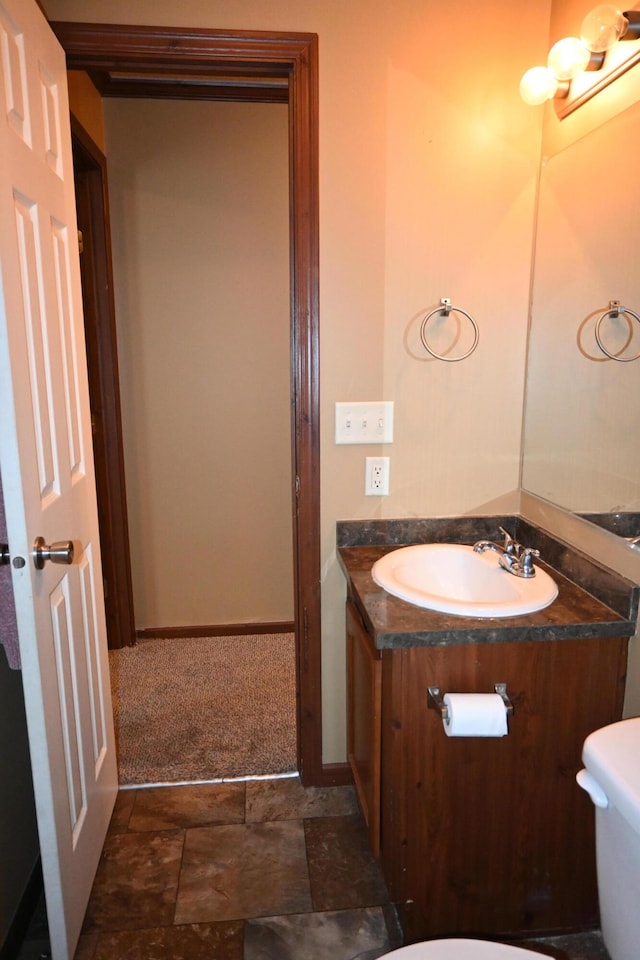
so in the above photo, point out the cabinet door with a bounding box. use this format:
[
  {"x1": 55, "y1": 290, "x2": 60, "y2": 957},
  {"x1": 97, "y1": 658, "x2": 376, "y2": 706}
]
[
  {"x1": 346, "y1": 600, "x2": 382, "y2": 856},
  {"x1": 380, "y1": 636, "x2": 628, "y2": 942}
]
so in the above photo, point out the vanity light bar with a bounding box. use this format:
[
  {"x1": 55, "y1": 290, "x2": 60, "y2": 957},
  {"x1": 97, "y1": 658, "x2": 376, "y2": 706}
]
[{"x1": 520, "y1": 5, "x2": 640, "y2": 113}]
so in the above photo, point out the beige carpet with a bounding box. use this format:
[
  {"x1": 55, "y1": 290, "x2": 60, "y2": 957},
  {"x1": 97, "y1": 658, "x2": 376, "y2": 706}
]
[{"x1": 109, "y1": 633, "x2": 297, "y2": 785}]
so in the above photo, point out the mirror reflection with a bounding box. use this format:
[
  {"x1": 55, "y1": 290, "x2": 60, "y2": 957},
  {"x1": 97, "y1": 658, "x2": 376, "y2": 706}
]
[{"x1": 522, "y1": 98, "x2": 640, "y2": 542}]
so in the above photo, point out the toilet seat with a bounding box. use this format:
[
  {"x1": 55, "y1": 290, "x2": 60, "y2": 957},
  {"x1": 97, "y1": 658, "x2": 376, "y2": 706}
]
[{"x1": 380, "y1": 939, "x2": 544, "y2": 959}]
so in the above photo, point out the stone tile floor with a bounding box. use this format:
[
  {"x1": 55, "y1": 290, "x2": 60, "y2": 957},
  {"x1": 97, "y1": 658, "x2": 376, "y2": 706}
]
[{"x1": 16, "y1": 777, "x2": 611, "y2": 960}]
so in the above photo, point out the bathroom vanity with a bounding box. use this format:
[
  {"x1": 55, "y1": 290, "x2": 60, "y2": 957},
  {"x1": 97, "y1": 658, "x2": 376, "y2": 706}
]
[{"x1": 338, "y1": 517, "x2": 638, "y2": 944}]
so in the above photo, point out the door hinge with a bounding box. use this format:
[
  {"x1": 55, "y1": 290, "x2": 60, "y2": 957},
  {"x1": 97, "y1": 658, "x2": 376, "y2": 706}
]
[{"x1": 78, "y1": 229, "x2": 84, "y2": 254}]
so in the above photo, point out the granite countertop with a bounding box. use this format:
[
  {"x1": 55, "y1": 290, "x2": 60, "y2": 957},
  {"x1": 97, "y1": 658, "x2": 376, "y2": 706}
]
[{"x1": 337, "y1": 517, "x2": 639, "y2": 650}]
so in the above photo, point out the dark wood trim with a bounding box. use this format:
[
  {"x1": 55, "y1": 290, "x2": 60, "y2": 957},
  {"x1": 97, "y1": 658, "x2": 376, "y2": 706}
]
[
  {"x1": 85, "y1": 68, "x2": 289, "y2": 103},
  {"x1": 285, "y1": 29, "x2": 322, "y2": 790},
  {"x1": 51, "y1": 22, "x2": 317, "y2": 73},
  {"x1": 136, "y1": 622, "x2": 295, "y2": 640},
  {"x1": 53, "y1": 23, "x2": 323, "y2": 785},
  {"x1": 71, "y1": 115, "x2": 136, "y2": 651},
  {"x1": 316, "y1": 762, "x2": 353, "y2": 787}
]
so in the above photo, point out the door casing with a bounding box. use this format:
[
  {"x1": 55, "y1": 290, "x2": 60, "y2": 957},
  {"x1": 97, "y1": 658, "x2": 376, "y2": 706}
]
[
  {"x1": 72, "y1": 115, "x2": 136, "y2": 653},
  {"x1": 50, "y1": 21, "x2": 339, "y2": 786}
]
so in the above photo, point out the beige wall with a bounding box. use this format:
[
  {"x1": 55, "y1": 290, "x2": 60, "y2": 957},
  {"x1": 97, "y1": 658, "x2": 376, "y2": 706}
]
[
  {"x1": 43, "y1": 0, "x2": 551, "y2": 762},
  {"x1": 103, "y1": 98, "x2": 292, "y2": 629}
]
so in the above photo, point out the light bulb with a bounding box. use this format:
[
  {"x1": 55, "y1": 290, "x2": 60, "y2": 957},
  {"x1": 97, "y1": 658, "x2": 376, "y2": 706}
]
[
  {"x1": 581, "y1": 4, "x2": 627, "y2": 53},
  {"x1": 547, "y1": 37, "x2": 591, "y2": 80},
  {"x1": 520, "y1": 66, "x2": 559, "y2": 105}
]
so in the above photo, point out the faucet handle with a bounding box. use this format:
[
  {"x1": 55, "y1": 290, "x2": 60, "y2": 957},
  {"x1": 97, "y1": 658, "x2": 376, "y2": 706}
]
[
  {"x1": 520, "y1": 547, "x2": 540, "y2": 577},
  {"x1": 499, "y1": 526, "x2": 521, "y2": 556}
]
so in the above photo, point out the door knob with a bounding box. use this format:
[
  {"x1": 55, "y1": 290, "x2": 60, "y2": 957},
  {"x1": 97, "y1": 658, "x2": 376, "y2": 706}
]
[{"x1": 33, "y1": 537, "x2": 74, "y2": 570}]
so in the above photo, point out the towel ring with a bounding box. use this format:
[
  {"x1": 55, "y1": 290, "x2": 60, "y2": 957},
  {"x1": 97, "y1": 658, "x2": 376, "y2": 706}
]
[
  {"x1": 595, "y1": 300, "x2": 640, "y2": 362},
  {"x1": 420, "y1": 298, "x2": 479, "y2": 362}
]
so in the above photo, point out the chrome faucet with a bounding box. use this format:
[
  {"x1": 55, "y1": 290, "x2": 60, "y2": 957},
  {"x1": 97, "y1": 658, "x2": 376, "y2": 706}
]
[
  {"x1": 473, "y1": 527, "x2": 540, "y2": 578},
  {"x1": 473, "y1": 526, "x2": 520, "y2": 558}
]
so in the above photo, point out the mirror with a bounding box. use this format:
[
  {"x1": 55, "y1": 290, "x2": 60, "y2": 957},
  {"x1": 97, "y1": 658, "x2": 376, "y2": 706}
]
[{"x1": 521, "y1": 98, "x2": 640, "y2": 542}]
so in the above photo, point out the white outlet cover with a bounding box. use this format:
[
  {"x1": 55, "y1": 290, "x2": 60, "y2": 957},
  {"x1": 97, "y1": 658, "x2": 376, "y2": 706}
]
[{"x1": 365, "y1": 456, "x2": 390, "y2": 495}]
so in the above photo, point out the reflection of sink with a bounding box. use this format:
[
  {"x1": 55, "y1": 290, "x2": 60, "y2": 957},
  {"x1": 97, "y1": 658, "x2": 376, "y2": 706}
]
[{"x1": 371, "y1": 543, "x2": 558, "y2": 618}]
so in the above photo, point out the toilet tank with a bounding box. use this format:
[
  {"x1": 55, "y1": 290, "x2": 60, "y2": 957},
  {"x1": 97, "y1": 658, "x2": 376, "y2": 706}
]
[{"x1": 579, "y1": 717, "x2": 640, "y2": 960}]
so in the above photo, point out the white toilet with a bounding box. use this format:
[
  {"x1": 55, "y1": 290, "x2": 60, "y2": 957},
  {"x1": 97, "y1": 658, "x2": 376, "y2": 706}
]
[
  {"x1": 576, "y1": 716, "x2": 640, "y2": 960},
  {"x1": 379, "y1": 717, "x2": 640, "y2": 960},
  {"x1": 378, "y1": 940, "x2": 545, "y2": 958}
]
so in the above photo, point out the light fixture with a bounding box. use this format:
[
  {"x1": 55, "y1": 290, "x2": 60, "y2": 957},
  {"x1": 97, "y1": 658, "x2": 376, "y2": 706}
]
[
  {"x1": 520, "y1": 66, "x2": 560, "y2": 105},
  {"x1": 547, "y1": 37, "x2": 591, "y2": 79},
  {"x1": 520, "y1": 5, "x2": 640, "y2": 116},
  {"x1": 581, "y1": 4, "x2": 628, "y2": 52}
]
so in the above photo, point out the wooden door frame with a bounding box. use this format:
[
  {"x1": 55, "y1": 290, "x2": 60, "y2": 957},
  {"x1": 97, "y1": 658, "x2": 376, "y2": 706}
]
[
  {"x1": 71, "y1": 115, "x2": 136, "y2": 653},
  {"x1": 52, "y1": 22, "x2": 331, "y2": 786}
]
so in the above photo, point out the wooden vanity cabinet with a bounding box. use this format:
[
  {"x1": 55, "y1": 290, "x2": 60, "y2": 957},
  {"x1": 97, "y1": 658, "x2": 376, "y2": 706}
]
[
  {"x1": 347, "y1": 603, "x2": 629, "y2": 943},
  {"x1": 346, "y1": 600, "x2": 382, "y2": 856}
]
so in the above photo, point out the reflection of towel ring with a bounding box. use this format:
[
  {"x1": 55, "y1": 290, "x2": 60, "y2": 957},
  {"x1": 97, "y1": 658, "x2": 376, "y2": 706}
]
[
  {"x1": 595, "y1": 300, "x2": 640, "y2": 362},
  {"x1": 420, "y1": 298, "x2": 479, "y2": 362}
]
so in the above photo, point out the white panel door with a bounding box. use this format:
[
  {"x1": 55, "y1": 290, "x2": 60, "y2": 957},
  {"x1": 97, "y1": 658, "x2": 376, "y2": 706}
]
[{"x1": 0, "y1": 1, "x2": 117, "y2": 957}]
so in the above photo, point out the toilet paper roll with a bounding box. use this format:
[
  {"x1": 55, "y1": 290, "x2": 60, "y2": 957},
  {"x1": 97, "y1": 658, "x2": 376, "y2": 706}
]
[{"x1": 442, "y1": 693, "x2": 508, "y2": 737}]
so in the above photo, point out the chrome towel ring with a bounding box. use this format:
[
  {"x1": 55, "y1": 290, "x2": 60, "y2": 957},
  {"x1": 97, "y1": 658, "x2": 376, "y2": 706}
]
[
  {"x1": 595, "y1": 300, "x2": 640, "y2": 362},
  {"x1": 420, "y1": 297, "x2": 479, "y2": 362}
]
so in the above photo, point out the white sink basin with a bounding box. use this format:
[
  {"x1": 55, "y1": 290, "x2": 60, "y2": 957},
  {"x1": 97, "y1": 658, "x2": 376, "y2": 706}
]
[{"x1": 371, "y1": 543, "x2": 558, "y2": 618}]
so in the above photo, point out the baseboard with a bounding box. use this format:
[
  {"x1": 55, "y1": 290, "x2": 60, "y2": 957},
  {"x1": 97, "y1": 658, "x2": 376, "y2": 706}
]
[
  {"x1": 0, "y1": 857, "x2": 43, "y2": 960},
  {"x1": 136, "y1": 621, "x2": 295, "y2": 640},
  {"x1": 317, "y1": 762, "x2": 353, "y2": 787}
]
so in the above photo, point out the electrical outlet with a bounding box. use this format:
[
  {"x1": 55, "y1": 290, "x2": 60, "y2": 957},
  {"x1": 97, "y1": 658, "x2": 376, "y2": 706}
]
[{"x1": 365, "y1": 456, "x2": 390, "y2": 495}]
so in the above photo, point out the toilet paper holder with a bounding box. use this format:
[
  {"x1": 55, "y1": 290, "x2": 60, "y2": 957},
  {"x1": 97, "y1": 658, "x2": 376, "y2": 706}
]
[{"x1": 427, "y1": 683, "x2": 514, "y2": 722}]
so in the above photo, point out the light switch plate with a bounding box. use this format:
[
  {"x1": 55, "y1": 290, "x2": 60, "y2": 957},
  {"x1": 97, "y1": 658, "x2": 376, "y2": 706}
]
[{"x1": 335, "y1": 401, "x2": 394, "y2": 444}]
